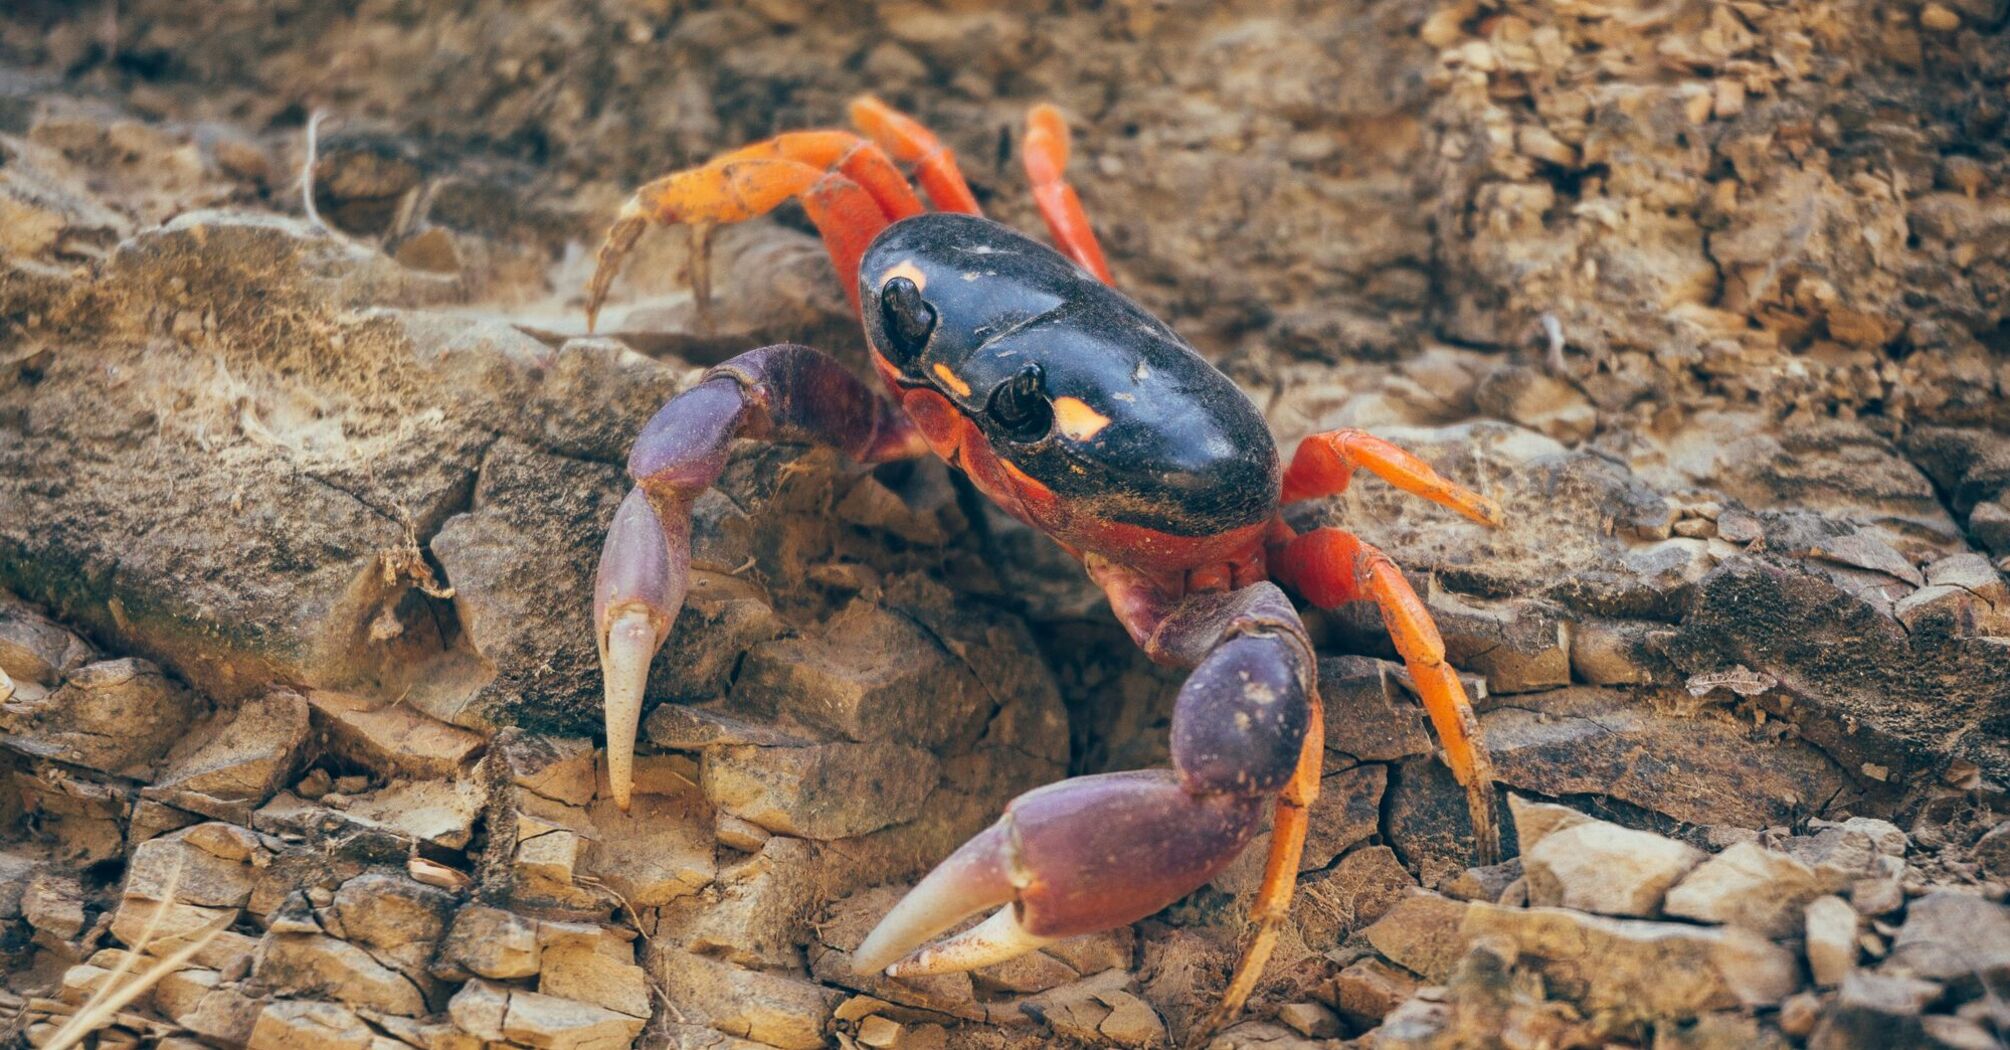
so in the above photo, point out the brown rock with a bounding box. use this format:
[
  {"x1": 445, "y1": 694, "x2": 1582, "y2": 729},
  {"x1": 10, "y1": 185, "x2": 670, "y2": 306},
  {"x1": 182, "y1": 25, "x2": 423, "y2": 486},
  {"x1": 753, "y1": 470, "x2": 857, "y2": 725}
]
[
  {"x1": 339, "y1": 778, "x2": 484, "y2": 849},
  {"x1": 1320, "y1": 656, "x2": 1432, "y2": 762},
  {"x1": 1475, "y1": 364, "x2": 1596, "y2": 444},
  {"x1": 146, "y1": 688, "x2": 311, "y2": 821},
  {"x1": 1785, "y1": 820, "x2": 1906, "y2": 893},
  {"x1": 655, "y1": 946, "x2": 839, "y2": 1049},
  {"x1": 1, "y1": 657, "x2": 201, "y2": 775},
  {"x1": 252, "y1": 933, "x2": 427, "y2": 1015},
  {"x1": 370, "y1": 1016, "x2": 484, "y2": 1050},
  {"x1": 1975, "y1": 820, "x2": 2010, "y2": 880},
  {"x1": 247, "y1": 999, "x2": 375, "y2": 1050},
  {"x1": 331, "y1": 872, "x2": 454, "y2": 976},
  {"x1": 1807, "y1": 970, "x2": 1946, "y2": 1050},
  {"x1": 1293, "y1": 845, "x2": 1418, "y2": 951},
  {"x1": 1482, "y1": 688, "x2": 1844, "y2": 829},
  {"x1": 1523, "y1": 818, "x2": 1704, "y2": 917},
  {"x1": 971, "y1": 948, "x2": 1079, "y2": 996},
  {"x1": 1888, "y1": 891, "x2": 2010, "y2": 993},
  {"x1": 1044, "y1": 929, "x2": 1133, "y2": 977},
  {"x1": 1017, "y1": 969, "x2": 1167, "y2": 1048},
  {"x1": 701, "y1": 740, "x2": 939, "y2": 839},
  {"x1": 439, "y1": 905, "x2": 541, "y2": 980},
  {"x1": 1804, "y1": 894, "x2": 1859, "y2": 987},
  {"x1": 1325, "y1": 956, "x2": 1420, "y2": 1028},
  {"x1": 1779, "y1": 991, "x2": 1823, "y2": 1037},
  {"x1": 1460, "y1": 902, "x2": 1801, "y2": 1017},
  {"x1": 503, "y1": 985, "x2": 648, "y2": 1049},
  {"x1": 123, "y1": 826, "x2": 259, "y2": 909},
  {"x1": 539, "y1": 937, "x2": 651, "y2": 1019},
  {"x1": 153, "y1": 966, "x2": 222, "y2": 1021},
  {"x1": 1277, "y1": 1001, "x2": 1341, "y2": 1039},
  {"x1": 730, "y1": 600, "x2": 988, "y2": 751},
  {"x1": 1363, "y1": 892, "x2": 1471, "y2": 982},
  {"x1": 493, "y1": 732, "x2": 599, "y2": 806},
  {"x1": 1508, "y1": 795, "x2": 1593, "y2": 851},
  {"x1": 109, "y1": 897, "x2": 237, "y2": 954},
  {"x1": 1651, "y1": 1013, "x2": 1791, "y2": 1050},
  {"x1": 23, "y1": 869, "x2": 86, "y2": 939},
  {"x1": 659, "y1": 834, "x2": 818, "y2": 970},
  {"x1": 308, "y1": 690, "x2": 486, "y2": 778},
  {"x1": 447, "y1": 979, "x2": 513, "y2": 1041},
  {"x1": 176, "y1": 984, "x2": 265, "y2": 1046},
  {"x1": 582, "y1": 785, "x2": 715, "y2": 907},
  {"x1": 1430, "y1": 593, "x2": 1572, "y2": 693},
  {"x1": 1568, "y1": 620, "x2": 1673, "y2": 686},
  {"x1": 1663, "y1": 842, "x2": 1822, "y2": 936},
  {"x1": 1443, "y1": 858, "x2": 1524, "y2": 903},
  {"x1": 0, "y1": 596, "x2": 94, "y2": 686},
  {"x1": 0, "y1": 850, "x2": 36, "y2": 919}
]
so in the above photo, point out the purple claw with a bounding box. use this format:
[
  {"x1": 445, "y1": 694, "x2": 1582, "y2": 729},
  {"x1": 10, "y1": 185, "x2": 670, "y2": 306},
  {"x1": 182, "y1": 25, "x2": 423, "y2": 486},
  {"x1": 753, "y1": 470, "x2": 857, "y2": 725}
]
[
  {"x1": 854, "y1": 769, "x2": 1263, "y2": 977},
  {"x1": 592, "y1": 350, "x2": 918, "y2": 812},
  {"x1": 851, "y1": 822, "x2": 1020, "y2": 976},
  {"x1": 594, "y1": 486, "x2": 690, "y2": 811}
]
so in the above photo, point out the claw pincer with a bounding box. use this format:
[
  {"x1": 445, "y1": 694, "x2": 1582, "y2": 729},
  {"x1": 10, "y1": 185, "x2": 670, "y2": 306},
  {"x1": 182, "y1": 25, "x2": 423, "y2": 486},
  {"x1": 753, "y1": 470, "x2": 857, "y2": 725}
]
[
  {"x1": 593, "y1": 347, "x2": 918, "y2": 811},
  {"x1": 586, "y1": 97, "x2": 1505, "y2": 1035},
  {"x1": 855, "y1": 582, "x2": 1319, "y2": 978}
]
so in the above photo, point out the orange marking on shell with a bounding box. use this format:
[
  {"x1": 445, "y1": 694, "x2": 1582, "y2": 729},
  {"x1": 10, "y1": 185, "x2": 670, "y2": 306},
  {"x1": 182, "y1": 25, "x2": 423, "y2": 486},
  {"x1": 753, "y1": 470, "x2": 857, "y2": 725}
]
[
  {"x1": 878, "y1": 260, "x2": 928, "y2": 291},
  {"x1": 932, "y1": 363, "x2": 973, "y2": 398},
  {"x1": 1052, "y1": 397, "x2": 1113, "y2": 441}
]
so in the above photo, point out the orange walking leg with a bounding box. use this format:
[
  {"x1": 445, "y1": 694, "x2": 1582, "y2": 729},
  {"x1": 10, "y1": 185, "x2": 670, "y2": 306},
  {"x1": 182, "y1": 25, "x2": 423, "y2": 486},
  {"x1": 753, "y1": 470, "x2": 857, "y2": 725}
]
[
  {"x1": 1273, "y1": 526, "x2": 1501, "y2": 864},
  {"x1": 1283, "y1": 429, "x2": 1504, "y2": 527},
  {"x1": 586, "y1": 158, "x2": 890, "y2": 330},
  {"x1": 1022, "y1": 104, "x2": 1114, "y2": 284},
  {"x1": 849, "y1": 95, "x2": 983, "y2": 215},
  {"x1": 707, "y1": 131, "x2": 925, "y2": 224},
  {"x1": 1192, "y1": 698, "x2": 1324, "y2": 1045}
]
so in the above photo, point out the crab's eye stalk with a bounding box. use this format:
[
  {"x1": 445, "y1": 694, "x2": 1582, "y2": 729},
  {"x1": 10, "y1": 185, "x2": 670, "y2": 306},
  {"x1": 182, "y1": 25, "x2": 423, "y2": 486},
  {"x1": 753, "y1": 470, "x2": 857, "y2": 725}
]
[
  {"x1": 879, "y1": 276, "x2": 935, "y2": 362},
  {"x1": 987, "y1": 364, "x2": 1053, "y2": 443}
]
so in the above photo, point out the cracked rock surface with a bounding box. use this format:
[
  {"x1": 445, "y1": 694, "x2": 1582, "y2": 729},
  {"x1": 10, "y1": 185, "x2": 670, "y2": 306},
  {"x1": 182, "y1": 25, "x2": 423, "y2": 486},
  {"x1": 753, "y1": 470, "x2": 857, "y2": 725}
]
[{"x1": 1, "y1": 0, "x2": 2007, "y2": 1047}]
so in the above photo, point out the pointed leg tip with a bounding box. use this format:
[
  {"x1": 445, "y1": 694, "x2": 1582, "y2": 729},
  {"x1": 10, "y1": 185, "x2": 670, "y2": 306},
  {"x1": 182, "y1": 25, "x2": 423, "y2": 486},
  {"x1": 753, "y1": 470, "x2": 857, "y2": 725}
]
[
  {"x1": 1465, "y1": 496, "x2": 1506, "y2": 528},
  {"x1": 1466, "y1": 781, "x2": 1502, "y2": 865}
]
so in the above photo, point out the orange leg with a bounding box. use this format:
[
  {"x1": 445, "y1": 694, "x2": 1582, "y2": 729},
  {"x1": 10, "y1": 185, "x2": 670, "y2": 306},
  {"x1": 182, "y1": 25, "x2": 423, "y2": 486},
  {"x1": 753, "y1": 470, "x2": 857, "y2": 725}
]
[
  {"x1": 1283, "y1": 429, "x2": 1504, "y2": 527},
  {"x1": 1272, "y1": 526, "x2": 1501, "y2": 865},
  {"x1": 1193, "y1": 697, "x2": 1324, "y2": 1045},
  {"x1": 1022, "y1": 104, "x2": 1114, "y2": 284},
  {"x1": 708, "y1": 131, "x2": 925, "y2": 225},
  {"x1": 849, "y1": 95, "x2": 983, "y2": 215},
  {"x1": 586, "y1": 157, "x2": 891, "y2": 330}
]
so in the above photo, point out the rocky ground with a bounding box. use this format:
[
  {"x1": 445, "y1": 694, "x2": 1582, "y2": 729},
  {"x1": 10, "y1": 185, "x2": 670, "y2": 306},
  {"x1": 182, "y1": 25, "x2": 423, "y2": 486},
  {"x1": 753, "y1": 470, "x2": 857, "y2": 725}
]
[{"x1": 1, "y1": 1, "x2": 2007, "y2": 1048}]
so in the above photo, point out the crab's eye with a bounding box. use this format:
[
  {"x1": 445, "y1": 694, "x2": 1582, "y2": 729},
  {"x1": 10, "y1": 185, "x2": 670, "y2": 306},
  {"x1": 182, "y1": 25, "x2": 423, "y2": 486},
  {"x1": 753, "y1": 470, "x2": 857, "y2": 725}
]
[
  {"x1": 987, "y1": 364, "x2": 1053, "y2": 443},
  {"x1": 879, "y1": 276, "x2": 935, "y2": 361}
]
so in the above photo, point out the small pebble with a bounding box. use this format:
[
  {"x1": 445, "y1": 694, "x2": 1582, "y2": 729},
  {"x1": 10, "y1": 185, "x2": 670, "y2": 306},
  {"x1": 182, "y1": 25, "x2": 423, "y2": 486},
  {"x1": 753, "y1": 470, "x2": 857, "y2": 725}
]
[
  {"x1": 1279, "y1": 1001, "x2": 1342, "y2": 1039},
  {"x1": 1779, "y1": 991, "x2": 1823, "y2": 1037}
]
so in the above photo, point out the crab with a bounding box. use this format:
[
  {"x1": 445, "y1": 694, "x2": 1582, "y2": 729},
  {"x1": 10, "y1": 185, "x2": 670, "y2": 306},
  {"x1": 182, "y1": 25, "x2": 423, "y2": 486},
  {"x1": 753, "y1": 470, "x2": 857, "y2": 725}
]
[{"x1": 584, "y1": 97, "x2": 1504, "y2": 1039}]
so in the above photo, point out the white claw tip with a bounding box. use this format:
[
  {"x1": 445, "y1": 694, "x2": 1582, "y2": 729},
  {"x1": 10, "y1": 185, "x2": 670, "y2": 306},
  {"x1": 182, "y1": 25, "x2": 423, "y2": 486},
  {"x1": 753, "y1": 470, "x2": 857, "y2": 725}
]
[
  {"x1": 600, "y1": 607, "x2": 657, "y2": 817},
  {"x1": 880, "y1": 906, "x2": 1054, "y2": 978}
]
